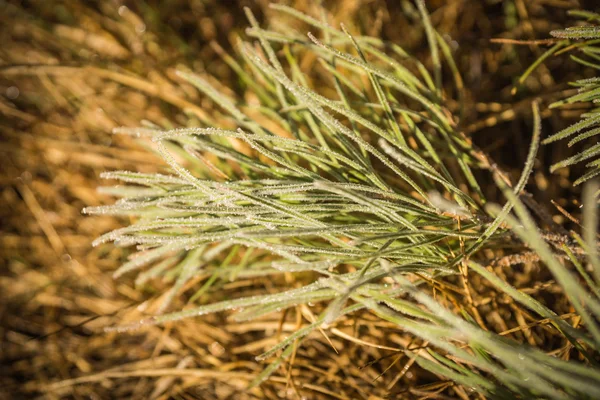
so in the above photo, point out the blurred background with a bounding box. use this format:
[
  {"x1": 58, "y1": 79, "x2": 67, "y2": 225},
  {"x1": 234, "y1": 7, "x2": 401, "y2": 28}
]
[{"x1": 1, "y1": 0, "x2": 597, "y2": 398}]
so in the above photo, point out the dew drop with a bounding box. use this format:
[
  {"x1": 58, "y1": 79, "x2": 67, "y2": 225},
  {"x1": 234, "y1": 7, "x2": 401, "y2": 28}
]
[
  {"x1": 209, "y1": 341, "x2": 225, "y2": 357},
  {"x1": 20, "y1": 171, "x2": 32, "y2": 182},
  {"x1": 6, "y1": 86, "x2": 19, "y2": 99}
]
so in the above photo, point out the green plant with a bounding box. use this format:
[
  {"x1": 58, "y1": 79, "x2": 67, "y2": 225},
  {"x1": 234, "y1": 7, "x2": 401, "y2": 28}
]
[
  {"x1": 87, "y1": 2, "x2": 600, "y2": 398},
  {"x1": 518, "y1": 10, "x2": 600, "y2": 188}
]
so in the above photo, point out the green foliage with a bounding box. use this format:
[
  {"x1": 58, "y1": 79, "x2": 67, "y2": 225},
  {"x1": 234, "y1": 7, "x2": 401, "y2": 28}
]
[
  {"x1": 545, "y1": 11, "x2": 600, "y2": 186},
  {"x1": 88, "y1": 2, "x2": 600, "y2": 398}
]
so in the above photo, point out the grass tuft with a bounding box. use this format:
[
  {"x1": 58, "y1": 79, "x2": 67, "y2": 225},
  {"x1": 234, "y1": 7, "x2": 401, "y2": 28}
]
[{"x1": 92, "y1": 2, "x2": 600, "y2": 397}]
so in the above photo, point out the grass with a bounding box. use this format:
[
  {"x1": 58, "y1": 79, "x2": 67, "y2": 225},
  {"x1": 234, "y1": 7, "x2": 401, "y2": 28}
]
[
  {"x1": 517, "y1": 9, "x2": 600, "y2": 188},
  {"x1": 2, "y1": 1, "x2": 600, "y2": 399},
  {"x1": 86, "y1": 2, "x2": 600, "y2": 398}
]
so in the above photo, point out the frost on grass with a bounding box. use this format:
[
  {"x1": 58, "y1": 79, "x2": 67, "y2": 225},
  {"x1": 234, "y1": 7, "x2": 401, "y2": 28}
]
[{"x1": 92, "y1": 2, "x2": 600, "y2": 397}]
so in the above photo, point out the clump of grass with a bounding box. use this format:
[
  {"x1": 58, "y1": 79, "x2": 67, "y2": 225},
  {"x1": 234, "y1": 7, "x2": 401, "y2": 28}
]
[
  {"x1": 89, "y1": 1, "x2": 600, "y2": 398},
  {"x1": 518, "y1": 10, "x2": 600, "y2": 189},
  {"x1": 546, "y1": 12, "x2": 600, "y2": 188}
]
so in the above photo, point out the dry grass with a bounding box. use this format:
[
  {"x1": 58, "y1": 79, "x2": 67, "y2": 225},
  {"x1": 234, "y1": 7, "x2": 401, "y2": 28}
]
[{"x1": 1, "y1": 0, "x2": 597, "y2": 398}]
